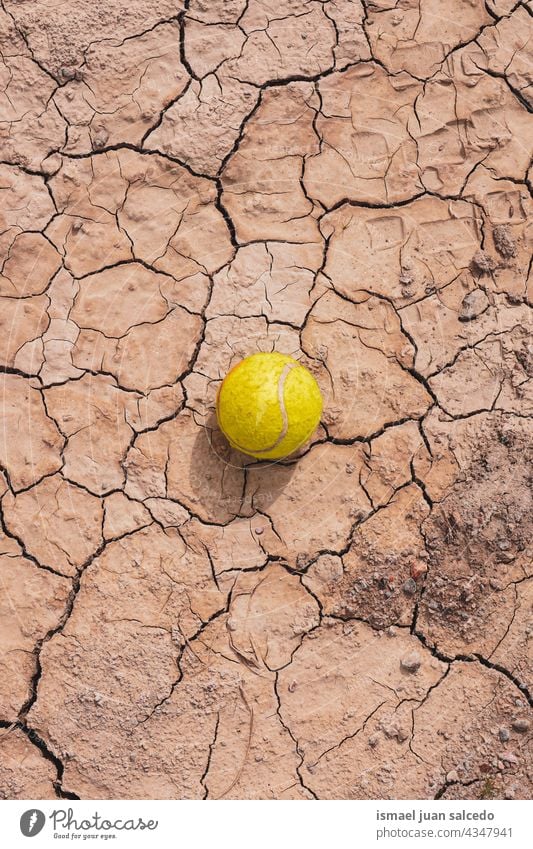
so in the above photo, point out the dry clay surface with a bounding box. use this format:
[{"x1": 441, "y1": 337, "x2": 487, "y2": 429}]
[{"x1": 0, "y1": 0, "x2": 532, "y2": 800}]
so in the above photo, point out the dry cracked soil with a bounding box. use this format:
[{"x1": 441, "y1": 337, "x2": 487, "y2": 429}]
[{"x1": 0, "y1": 0, "x2": 532, "y2": 801}]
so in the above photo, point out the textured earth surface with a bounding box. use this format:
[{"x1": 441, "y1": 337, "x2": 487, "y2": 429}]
[{"x1": 0, "y1": 0, "x2": 532, "y2": 801}]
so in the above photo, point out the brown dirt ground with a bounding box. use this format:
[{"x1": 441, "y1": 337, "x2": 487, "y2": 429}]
[{"x1": 0, "y1": 0, "x2": 532, "y2": 801}]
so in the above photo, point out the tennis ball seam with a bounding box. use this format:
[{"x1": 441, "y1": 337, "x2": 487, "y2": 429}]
[{"x1": 248, "y1": 360, "x2": 296, "y2": 454}]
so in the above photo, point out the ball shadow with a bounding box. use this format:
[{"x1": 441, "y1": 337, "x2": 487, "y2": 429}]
[{"x1": 188, "y1": 409, "x2": 297, "y2": 523}]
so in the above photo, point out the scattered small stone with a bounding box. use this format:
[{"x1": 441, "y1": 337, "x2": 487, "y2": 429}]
[
  {"x1": 402, "y1": 577, "x2": 417, "y2": 596},
  {"x1": 498, "y1": 727, "x2": 510, "y2": 743},
  {"x1": 368, "y1": 734, "x2": 379, "y2": 748},
  {"x1": 501, "y1": 751, "x2": 518, "y2": 765},
  {"x1": 296, "y1": 552, "x2": 309, "y2": 570},
  {"x1": 446, "y1": 770, "x2": 459, "y2": 782},
  {"x1": 470, "y1": 251, "x2": 496, "y2": 275},
  {"x1": 411, "y1": 562, "x2": 428, "y2": 580},
  {"x1": 92, "y1": 132, "x2": 108, "y2": 150},
  {"x1": 459, "y1": 288, "x2": 489, "y2": 321},
  {"x1": 400, "y1": 651, "x2": 421, "y2": 673},
  {"x1": 60, "y1": 67, "x2": 75, "y2": 80},
  {"x1": 493, "y1": 225, "x2": 516, "y2": 258},
  {"x1": 511, "y1": 718, "x2": 530, "y2": 733},
  {"x1": 254, "y1": 527, "x2": 264, "y2": 535},
  {"x1": 497, "y1": 551, "x2": 516, "y2": 564},
  {"x1": 288, "y1": 680, "x2": 297, "y2": 693},
  {"x1": 227, "y1": 618, "x2": 237, "y2": 632}
]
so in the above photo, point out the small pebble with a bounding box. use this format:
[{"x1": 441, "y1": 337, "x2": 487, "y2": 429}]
[
  {"x1": 254, "y1": 527, "x2": 264, "y2": 535},
  {"x1": 411, "y1": 562, "x2": 428, "y2": 580},
  {"x1": 92, "y1": 132, "x2": 108, "y2": 149},
  {"x1": 459, "y1": 288, "x2": 489, "y2": 321},
  {"x1": 512, "y1": 718, "x2": 530, "y2": 733},
  {"x1": 446, "y1": 770, "x2": 459, "y2": 782},
  {"x1": 400, "y1": 652, "x2": 421, "y2": 673},
  {"x1": 402, "y1": 578, "x2": 417, "y2": 596},
  {"x1": 499, "y1": 727, "x2": 510, "y2": 742}
]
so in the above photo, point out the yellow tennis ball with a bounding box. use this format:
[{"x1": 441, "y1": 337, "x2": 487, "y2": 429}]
[{"x1": 216, "y1": 352, "x2": 323, "y2": 460}]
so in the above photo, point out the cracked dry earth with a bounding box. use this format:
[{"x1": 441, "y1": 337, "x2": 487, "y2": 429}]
[{"x1": 0, "y1": 0, "x2": 532, "y2": 803}]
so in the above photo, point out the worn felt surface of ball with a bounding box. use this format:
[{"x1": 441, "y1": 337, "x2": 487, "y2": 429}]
[{"x1": 216, "y1": 352, "x2": 323, "y2": 460}]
